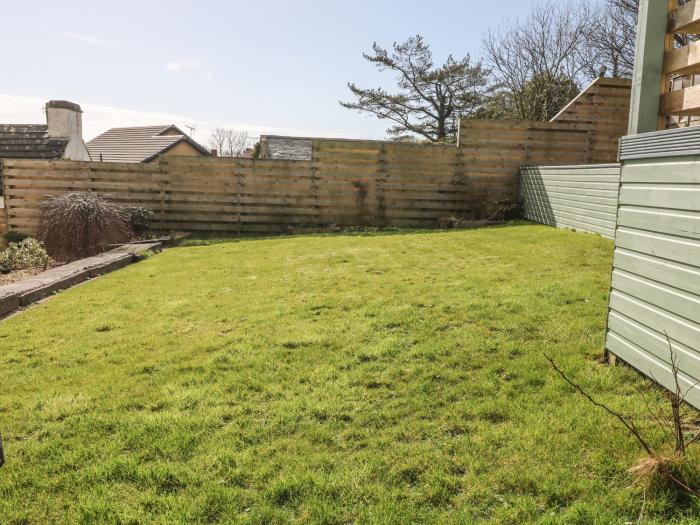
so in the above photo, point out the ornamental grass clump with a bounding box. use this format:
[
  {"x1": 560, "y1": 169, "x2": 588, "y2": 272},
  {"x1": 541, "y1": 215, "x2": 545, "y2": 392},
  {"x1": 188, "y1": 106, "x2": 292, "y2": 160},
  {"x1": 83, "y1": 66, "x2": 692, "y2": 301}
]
[{"x1": 38, "y1": 192, "x2": 133, "y2": 261}]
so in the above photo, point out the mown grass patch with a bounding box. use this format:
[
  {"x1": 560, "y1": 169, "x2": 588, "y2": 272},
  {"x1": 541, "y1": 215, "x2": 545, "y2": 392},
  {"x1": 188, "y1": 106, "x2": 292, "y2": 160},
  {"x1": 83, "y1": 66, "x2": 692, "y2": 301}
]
[{"x1": 0, "y1": 223, "x2": 697, "y2": 523}]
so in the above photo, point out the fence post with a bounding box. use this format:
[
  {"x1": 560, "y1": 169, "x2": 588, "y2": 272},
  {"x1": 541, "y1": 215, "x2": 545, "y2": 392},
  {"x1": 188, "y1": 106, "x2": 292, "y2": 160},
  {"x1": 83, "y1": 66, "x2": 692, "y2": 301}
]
[
  {"x1": 628, "y1": 0, "x2": 671, "y2": 134},
  {"x1": 377, "y1": 143, "x2": 387, "y2": 226},
  {"x1": 0, "y1": 159, "x2": 7, "y2": 247},
  {"x1": 158, "y1": 158, "x2": 167, "y2": 231},
  {"x1": 236, "y1": 160, "x2": 242, "y2": 235}
]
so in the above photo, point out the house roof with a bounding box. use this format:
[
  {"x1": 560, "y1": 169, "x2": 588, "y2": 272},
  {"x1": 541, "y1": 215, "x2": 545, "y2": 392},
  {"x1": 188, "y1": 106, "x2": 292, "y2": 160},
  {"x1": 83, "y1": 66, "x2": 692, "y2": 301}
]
[
  {"x1": 259, "y1": 135, "x2": 313, "y2": 160},
  {"x1": 86, "y1": 125, "x2": 210, "y2": 163},
  {"x1": 0, "y1": 124, "x2": 70, "y2": 159}
]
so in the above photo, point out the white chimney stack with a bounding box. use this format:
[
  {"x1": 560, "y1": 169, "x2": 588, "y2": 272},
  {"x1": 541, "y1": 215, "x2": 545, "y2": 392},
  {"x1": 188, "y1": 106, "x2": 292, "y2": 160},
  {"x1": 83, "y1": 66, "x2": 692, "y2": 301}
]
[{"x1": 45, "y1": 100, "x2": 91, "y2": 161}]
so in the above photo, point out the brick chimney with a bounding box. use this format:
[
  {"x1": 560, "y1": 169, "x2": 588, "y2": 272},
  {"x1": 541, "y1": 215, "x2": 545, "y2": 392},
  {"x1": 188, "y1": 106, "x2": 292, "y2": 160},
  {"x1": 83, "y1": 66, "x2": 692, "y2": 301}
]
[{"x1": 45, "y1": 100, "x2": 91, "y2": 161}]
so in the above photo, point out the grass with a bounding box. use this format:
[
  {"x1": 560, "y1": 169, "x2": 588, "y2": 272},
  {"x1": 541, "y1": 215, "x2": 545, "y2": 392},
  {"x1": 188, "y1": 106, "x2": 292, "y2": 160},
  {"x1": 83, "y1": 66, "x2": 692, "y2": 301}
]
[{"x1": 0, "y1": 223, "x2": 698, "y2": 524}]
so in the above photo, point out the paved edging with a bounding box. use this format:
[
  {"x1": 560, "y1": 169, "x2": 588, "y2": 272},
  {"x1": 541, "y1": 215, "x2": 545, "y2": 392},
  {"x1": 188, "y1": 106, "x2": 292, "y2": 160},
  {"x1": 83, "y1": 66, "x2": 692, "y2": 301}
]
[{"x1": 0, "y1": 242, "x2": 161, "y2": 317}]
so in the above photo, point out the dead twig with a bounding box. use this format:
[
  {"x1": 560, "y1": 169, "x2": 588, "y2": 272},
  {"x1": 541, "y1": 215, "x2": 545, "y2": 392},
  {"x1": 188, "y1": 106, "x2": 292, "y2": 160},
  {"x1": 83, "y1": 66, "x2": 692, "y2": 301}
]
[{"x1": 544, "y1": 353, "x2": 654, "y2": 455}]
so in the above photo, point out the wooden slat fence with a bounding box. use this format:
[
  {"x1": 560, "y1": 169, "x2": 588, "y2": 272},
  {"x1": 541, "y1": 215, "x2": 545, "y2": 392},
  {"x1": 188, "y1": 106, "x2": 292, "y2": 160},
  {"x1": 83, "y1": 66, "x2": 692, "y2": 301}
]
[
  {"x1": 0, "y1": 205, "x2": 7, "y2": 248},
  {"x1": 0, "y1": 145, "x2": 515, "y2": 235},
  {"x1": 1, "y1": 100, "x2": 625, "y2": 237},
  {"x1": 520, "y1": 164, "x2": 621, "y2": 239},
  {"x1": 550, "y1": 77, "x2": 631, "y2": 160}
]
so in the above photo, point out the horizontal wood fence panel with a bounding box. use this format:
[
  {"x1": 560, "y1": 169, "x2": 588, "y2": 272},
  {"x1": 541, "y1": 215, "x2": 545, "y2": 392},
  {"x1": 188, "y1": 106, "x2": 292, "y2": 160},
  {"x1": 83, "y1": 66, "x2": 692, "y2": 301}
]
[
  {"x1": 520, "y1": 165, "x2": 621, "y2": 238},
  {"x1": 2, "y1": 147, "x2": 511, "y2": 234},
  {"x1": 607, "y1": 134, "x2": 700, "y2": 409},
  {"x1": 1, "y1": 93, "x2": 624, "y2": 237},
  {"x1": 0, "y1": 207, "x2": 6, "y2": 248}
]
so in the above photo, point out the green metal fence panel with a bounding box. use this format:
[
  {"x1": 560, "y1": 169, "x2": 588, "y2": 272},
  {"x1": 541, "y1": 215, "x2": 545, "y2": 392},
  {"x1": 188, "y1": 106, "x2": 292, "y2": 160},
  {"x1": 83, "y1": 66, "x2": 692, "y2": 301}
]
[
  {"x1": 607, "y1": 141, "x2": 700, "y2": 409},
  {"x1": 520, "y1": 164, "x2": 621, "y2": 238}
]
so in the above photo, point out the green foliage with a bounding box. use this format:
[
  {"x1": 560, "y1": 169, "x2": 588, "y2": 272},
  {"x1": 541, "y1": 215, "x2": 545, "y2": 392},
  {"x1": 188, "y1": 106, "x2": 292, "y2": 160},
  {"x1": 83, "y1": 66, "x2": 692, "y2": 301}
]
[
  {"x1": 124, "y1": 206, "x2": 154, "y2": 237},
  {"x1": 0, "y1": 225, "x2": 697, "y2": 523},
  {"x1": 475, "y1": 74, "x2": 581, "y2": 122},
  {"x1": 0, "y1": 238, "x2": 50, "y2": 273},
  {"x1": 341, "y1": 35, "x2": 490, "y2": 142},
  {"x1": 252, "y1": 141, "x2": 261, "y2": 159},
  {"x1": 4, "y1": 230, "x2": 30, "y2": 244},
  {"x1": 518, "y1": 74, "x2": 581, "y2": 121}
]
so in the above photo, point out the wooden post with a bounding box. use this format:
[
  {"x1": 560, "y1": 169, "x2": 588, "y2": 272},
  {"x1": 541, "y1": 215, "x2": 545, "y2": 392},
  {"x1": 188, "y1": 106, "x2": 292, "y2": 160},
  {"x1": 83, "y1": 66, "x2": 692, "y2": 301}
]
[
  {"x1": 377, "y1": 143, "x2": 387, "y2": 226},
  {"x1": 658, "y1": 1, "x2": 679, "y2": 130},
  {"x1": 628, "y1": 0, "x2": 672, "y2": 134},
  {"x1": 235, "y1": 163, "x2": 242, "y2": 235},
  {"x1": 158, "y1": 158, "x2": 167, "y2": 231}
]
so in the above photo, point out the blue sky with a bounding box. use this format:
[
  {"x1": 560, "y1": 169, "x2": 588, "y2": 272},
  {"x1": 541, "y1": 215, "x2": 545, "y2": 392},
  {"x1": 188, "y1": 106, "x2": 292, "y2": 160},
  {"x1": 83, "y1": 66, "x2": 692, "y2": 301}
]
[{"x1": 2, "y1": 0, "x2": 535, "y2": 143}]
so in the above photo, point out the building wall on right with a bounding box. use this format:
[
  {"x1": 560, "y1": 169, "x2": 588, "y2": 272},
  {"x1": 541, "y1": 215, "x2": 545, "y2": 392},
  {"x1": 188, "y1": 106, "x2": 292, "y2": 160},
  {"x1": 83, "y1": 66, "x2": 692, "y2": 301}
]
[{"x1": 606, "y1": 129, "x2": 700, "y2": 409}]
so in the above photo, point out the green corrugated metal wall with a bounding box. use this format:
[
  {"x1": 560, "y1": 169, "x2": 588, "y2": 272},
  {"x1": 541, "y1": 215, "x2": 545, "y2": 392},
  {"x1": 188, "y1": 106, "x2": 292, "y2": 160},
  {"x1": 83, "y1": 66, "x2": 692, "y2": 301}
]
[
  {"x1": 606, "y1": 155, "x2": 700, "y2": 409},
  {"x1": 520, "y1": 165, "x2": 621, "y2": 238}
]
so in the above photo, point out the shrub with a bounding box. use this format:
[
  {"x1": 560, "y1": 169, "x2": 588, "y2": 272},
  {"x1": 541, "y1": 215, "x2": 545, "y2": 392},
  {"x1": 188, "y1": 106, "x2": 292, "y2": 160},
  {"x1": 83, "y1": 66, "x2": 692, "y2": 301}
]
[
  {"x1": 4, "y1": 230, "x2": 30, "y2": 244},
  {"x1": 124, "y1": 206, "x2": 154, "y2": 237},
  {"x1": 0, "y1": 238, "x2": 50, "y2": 274},
  {"x1": 37, "y1": 192, "x2": 133, "y2": 261}
]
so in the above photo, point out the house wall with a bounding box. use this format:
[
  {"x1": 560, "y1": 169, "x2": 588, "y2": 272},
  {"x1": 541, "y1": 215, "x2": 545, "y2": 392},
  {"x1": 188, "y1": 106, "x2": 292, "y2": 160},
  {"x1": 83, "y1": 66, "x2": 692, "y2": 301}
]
[
  {"x1": 520, "y1": 164, "x2": 621, "y2": 238},
  {"x1": 606, "y1": 128, "x2": 700, "y2": 409},
  {"x1": 147, "y1": 141, "x2": 205, "y2": 162}
]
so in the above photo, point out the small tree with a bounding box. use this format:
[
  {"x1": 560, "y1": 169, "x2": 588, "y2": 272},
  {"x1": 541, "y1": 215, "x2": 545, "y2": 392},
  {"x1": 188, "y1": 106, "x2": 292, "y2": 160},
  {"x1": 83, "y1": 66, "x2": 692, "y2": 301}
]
[
  {"x1": 341, "y1": 35, "x2": 491, "y2": 143},
  {"x1": 209, "y1": 128, "x2": 249, "y2": 157}
]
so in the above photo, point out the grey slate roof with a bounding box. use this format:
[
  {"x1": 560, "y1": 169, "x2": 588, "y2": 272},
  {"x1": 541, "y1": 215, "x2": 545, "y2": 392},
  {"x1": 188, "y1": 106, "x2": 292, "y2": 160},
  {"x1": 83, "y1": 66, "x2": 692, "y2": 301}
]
[
  {"x1": 0, "y1": 124, "x2": 70, "y2": 159},
  {"x1": 259, "y1": 136, "x2": 313, "y2": 160},
  {"x1": 86, "y1": 125, "x2": 210, "y2": 163}
]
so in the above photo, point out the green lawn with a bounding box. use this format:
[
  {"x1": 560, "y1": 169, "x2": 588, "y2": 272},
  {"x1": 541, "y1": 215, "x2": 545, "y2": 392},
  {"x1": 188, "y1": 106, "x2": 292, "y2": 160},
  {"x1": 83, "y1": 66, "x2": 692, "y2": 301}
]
[{"x1": 0, "y1": 224, "x2": 697, "y2": 524}]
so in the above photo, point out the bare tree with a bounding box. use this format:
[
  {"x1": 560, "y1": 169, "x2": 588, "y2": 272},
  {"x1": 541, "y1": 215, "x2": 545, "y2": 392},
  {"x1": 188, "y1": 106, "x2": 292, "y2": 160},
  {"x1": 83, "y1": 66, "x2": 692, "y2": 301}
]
[
  {"x1": 209, "y1": 128, "x2": 249, "y2": 157},
  {"x1": 341, "y1": 35, "x2": 491, "y2": 142},
  {"x1": 483, "y1": 0, "x2": 594, "y2": 121},
  {"x1": 585, "y1": 0, "x2": 638, "y2": 79},
  {"x1": 225, "y1": 130, "x2": 249, "y2": 157},
  {"x1": 209, "y1": 128, "x2": 228, "y2": 156}
]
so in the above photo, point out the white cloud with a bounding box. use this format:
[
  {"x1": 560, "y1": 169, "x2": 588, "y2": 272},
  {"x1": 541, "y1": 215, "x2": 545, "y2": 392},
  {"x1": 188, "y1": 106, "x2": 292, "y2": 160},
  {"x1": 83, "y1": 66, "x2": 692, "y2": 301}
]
[
  {"x1": 65, "y1": 32, "x2": 117, "y2": 48},
  {"x1": 165, "y1": 61, "x2": 199, "y2": 72},
  {"x1": 0, "y1": 94, "x2": 374, "y2": 145}
]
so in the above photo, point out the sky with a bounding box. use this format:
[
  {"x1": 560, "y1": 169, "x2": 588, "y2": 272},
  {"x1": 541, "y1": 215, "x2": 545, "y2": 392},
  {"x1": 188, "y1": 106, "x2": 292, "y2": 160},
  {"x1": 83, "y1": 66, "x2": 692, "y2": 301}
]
[{"x1": 1, "y1": 0, "x2": 535, "y2": 146}]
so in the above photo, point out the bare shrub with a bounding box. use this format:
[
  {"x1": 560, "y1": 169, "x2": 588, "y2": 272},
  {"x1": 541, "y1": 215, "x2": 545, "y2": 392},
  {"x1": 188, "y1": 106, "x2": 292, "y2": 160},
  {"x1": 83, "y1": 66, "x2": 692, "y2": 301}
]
[
  {"x1": 545, "y1": 337, "x2": 700, "y2": 500},
  {"x1": 38, "y1": 192, "x2": 132, "y2": 261},
  {"x1": 439, "y1": 181, "x2": 521, "y2": 228}
]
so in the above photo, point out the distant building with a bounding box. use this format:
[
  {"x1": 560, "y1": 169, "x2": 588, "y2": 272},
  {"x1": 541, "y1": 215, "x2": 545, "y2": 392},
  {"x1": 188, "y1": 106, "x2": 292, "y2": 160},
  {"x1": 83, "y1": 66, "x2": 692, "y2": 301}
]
[
  {"x1": 258, "y1": 135, "x2": 312, "y2": 160},
  {"x1": 87, "y1": 125, "x2": 210, "y2": 163},
  {"x1": 0, "y1": 100, "x2": 91, "y2": 199},
  {"x1": 0, "y1": 100, "x2": 91, "y2": 161}
]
